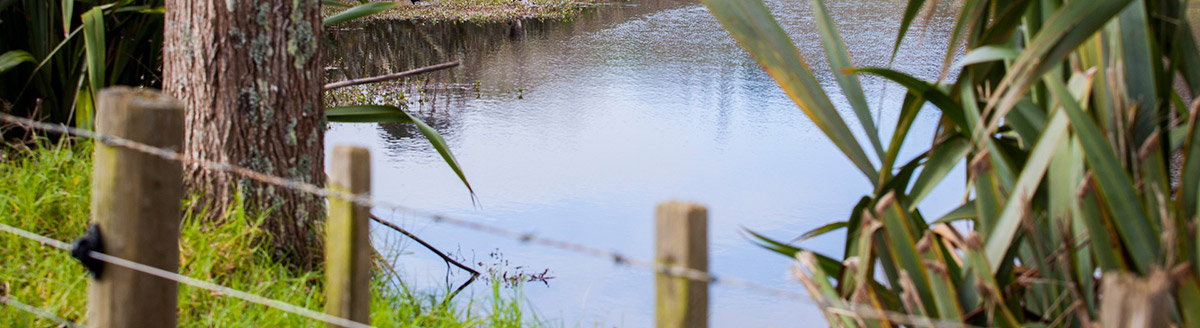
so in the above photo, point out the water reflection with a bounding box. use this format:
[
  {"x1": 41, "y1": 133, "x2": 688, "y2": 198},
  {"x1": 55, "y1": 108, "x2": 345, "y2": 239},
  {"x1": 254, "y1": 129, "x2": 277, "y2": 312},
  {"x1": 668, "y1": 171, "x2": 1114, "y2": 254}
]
[{"x1": 324, "y1": 0, "x2": 965, "y2": 326}]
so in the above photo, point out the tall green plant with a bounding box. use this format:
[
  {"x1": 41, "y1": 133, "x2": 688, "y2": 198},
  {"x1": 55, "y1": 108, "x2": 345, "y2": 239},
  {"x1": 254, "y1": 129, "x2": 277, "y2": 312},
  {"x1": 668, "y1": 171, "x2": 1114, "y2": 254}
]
[
  {"x1": 0, "y1": 0, "x2": 164, "y2": 129},
  {"x1": 706, "y1": 0, "x2": 1200, "y2": 325}
]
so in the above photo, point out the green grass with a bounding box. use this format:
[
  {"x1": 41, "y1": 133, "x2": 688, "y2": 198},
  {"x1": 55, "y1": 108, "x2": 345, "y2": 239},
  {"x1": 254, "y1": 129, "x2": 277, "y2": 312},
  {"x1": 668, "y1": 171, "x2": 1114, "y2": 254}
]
[{"x1": 0, "y1": 139, "x2": 540, "y2": 327}]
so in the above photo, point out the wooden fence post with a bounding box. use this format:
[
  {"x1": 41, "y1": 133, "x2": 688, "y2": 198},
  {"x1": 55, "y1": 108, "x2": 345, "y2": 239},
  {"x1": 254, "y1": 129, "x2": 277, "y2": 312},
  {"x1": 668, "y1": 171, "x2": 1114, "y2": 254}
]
[
  {"x1": 655, "y1": 201, "x2": 708, "y2": 328},
  {"x1": 326, "y1": 145, "x2": 371, "y2": 326},
  {"x1": 88, "y1": 87, "x2": 185, "y2": 328}
]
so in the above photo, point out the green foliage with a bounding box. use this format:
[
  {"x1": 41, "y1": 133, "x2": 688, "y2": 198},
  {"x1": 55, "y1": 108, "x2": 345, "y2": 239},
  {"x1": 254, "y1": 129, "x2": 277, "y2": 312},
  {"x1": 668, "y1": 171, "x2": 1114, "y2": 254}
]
[
  {"x1": 324, "y1": 1, "x2": 403, "y2": 27},
  {"x1": 0, "y1": 0, "x2": 164, "y2": 130},
  {"x1": 0, "y1": 139, "x2": 532, "y2": 327},
  {"x1": 328, "y1": 105, "x2": 476, "y2": 198},
  {"x1": 707, "y1": 0, "x2": 1200, "y2": 325}
]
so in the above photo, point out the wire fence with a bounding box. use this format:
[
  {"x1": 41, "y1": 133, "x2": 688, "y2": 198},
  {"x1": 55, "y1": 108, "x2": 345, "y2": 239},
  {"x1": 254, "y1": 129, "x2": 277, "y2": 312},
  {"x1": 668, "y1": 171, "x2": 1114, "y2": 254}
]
[
  {"x1": 0, "y1": 112, "x2": 973, "y2": 328},
  {"x1": 0, "y1": 294, "x2": 87, "y2": 328},
  {"x1": 0, "y1": 222, "x2": 372, "y2": 328}
]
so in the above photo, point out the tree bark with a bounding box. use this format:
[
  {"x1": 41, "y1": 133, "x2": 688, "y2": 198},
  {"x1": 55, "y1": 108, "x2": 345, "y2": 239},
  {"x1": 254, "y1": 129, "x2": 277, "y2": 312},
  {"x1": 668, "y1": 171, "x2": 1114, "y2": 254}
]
[{"x1": 164, "y1": 0, "x2": 325, "y2": 268}]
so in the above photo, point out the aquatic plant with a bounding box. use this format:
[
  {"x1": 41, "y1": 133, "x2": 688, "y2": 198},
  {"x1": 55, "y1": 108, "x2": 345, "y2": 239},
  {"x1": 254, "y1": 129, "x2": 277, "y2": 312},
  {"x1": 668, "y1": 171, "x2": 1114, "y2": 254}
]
[{"x1": 707, "y1": 0, "x2": 1200, "y2": 325}]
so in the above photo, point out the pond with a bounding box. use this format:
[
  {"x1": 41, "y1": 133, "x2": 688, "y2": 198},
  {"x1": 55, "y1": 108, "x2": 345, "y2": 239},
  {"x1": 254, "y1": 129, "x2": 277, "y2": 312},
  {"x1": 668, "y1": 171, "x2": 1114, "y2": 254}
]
[{"x1": 322, "y1": 0, "x2": 966, "y2": 326}]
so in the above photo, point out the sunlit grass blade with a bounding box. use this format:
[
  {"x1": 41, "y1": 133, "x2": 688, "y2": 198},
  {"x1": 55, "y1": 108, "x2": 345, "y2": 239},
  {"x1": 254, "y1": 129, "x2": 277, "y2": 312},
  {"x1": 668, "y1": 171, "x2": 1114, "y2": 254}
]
[
  {"x1": 810, "y1": 0, "x2": 883, "y2": 160},
  {"x1": 323, "y1": 2, "x2": 401, "y2": 27},
  {"x1": 327, "y1": 105, "x2": 476, "y2": 200},
  {"x1": 701, "y1": 0, "x2": 877, "y2": 185},
  {"x1": 0, "y1": 50, "x2": 35, "y2": 73},
  {"x1": 80, "y1": 6, "x2": 105, "y2": 128},
  {"x1": 60, "y1": 0, "x2": 73, "y2": 37}
]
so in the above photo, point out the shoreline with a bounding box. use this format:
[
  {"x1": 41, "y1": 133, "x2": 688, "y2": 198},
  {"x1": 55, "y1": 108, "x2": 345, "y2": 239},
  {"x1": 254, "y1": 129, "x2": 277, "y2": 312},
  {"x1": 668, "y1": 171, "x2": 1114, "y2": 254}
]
[{"x1": 325, "y1": 0, "x2": 613, "y2": 24}]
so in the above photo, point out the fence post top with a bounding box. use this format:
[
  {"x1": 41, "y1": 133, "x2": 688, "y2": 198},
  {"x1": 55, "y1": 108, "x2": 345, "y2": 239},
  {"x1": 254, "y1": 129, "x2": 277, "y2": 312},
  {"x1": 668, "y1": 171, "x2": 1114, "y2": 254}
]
[
  {"x1": 98, "y1": 86, "x2": 183, "y2": 111},
  {"x1": 333, "y1": 145, "x2": 371, "y2": 157},
  {"x1": 656, "y1": 201, "x2": 707, "y2": 212}
]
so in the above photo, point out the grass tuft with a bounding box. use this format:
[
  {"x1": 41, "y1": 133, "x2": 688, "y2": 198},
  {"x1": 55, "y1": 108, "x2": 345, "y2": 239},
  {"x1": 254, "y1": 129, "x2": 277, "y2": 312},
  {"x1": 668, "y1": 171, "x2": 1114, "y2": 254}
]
[{"x1": 0, "y1": 138, "x2": 540, "y2": 327}]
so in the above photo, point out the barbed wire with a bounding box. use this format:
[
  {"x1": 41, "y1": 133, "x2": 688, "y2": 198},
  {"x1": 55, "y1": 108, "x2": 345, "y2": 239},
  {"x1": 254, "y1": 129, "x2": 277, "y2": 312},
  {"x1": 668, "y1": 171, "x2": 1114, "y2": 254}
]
[
  {"x1": 0, "y1": 222, "x2": 372, "y2": 328},
  {"x1": 0, "y1": 112, "x2": 974, "y2": 327},
  {"x1": 0, "y1": 294, "x2": 87, "y2": 328}
]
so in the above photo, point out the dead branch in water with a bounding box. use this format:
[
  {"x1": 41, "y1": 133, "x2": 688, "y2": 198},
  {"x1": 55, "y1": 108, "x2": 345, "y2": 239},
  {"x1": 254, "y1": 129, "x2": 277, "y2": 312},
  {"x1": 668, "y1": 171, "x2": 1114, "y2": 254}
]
[
  {"x1": 324, "y1": 61, "x2": 461, "y2": 91},
  {"x1": 368, "y1": 213, "x2": 480, "y2": 300}
]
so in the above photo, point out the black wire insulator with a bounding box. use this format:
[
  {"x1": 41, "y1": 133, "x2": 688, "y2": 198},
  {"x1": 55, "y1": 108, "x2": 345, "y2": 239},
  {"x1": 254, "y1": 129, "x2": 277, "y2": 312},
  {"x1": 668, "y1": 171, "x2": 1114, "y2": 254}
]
[{"x1": 71, "y1": 224, "x2": 104, "y2": 279}]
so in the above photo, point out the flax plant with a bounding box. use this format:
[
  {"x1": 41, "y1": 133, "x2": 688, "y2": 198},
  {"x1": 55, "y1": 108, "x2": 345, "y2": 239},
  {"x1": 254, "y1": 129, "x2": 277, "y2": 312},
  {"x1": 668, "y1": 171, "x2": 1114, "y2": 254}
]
[{"x1": 705, "y1": 0, "x2": 1200, "y2": 325}]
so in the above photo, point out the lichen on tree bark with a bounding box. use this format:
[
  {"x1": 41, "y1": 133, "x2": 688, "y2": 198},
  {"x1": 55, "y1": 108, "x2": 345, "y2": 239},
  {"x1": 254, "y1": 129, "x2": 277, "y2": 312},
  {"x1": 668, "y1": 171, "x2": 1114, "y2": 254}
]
[{"x1": 164, "y1": 0, "x2": 326, "y2": 268}]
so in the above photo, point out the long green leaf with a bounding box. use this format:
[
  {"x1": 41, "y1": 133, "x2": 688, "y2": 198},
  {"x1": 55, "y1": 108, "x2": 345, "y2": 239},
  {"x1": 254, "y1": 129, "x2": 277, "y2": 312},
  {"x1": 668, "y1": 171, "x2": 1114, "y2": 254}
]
[
  {"x1": 0, "y1": 50, "x2": 35, "y2": 74},
  {"x1": 810, "y1": 0, "x2": 883, "y2": 160},
  {"x1": 953, "y1": 46, "x2": 1019, "y2": 68},
  {"x1": 982, "y1": 0, "x2": 1132, "y2": 144},
  {"x1": 1176, "y1": 20, "x2": 1200, "y2": 98},
  {"x1": 61, "y1": 0, "x2": 74, "y2": 36},
  {"x1": 323, "y1": 0, "x2": 353, "y2": 7},
  {"x1": 80, "y1": 7, "x2": 105, "y2": 129},
  {"x1": 983, "y1": 75, "x2": 1075, "y2": 273},
  {"x1": 1117, "y1": 0, "x2": 1161, "y2": 145},
  {"x1": 932, "y1": 201, "x2": 975, "y2": 224},
  {"x1": 1180, "y1": 98, "x2": 1200, "y2": 221},
  {"x1": 702, "y1": 0, "x2": 877, "y2": 185},
  {"x1": 327, "y1": 105, "x2": 476, "y2": 199},
  {"x1": 323, "y1": 2, "x2": 401, "y2": 27},
  {"x1": 875, "y1": 193, "x2": 937, "y2": 315},
  {"x1": 793, "y1": 220, "x2": 846, "y2": 243},
  {"x1": 879, "y1": 91, "x2": 924, "y2": 186},
  {"x1": 908, "y1": 135, "x2": 969, "y2": 208},
  {"x1": 852, "y1": 67, "x2": 970, "y2": 133},
  {"x1": 746, "y1": 229, "x2": 843, "y2": 274},
  {"x1": 890, "y1": 0, "x2": 927, "y2": 63},
  {"x1": 937, "y1": 0, "x2": 984, "y2": 80},
  {"x1": 1057, "y1": 75, "x2": 1159, "y2": 273},
  {"x1": 963, "y1": 240, "x2": 1021, "y2": 327}
]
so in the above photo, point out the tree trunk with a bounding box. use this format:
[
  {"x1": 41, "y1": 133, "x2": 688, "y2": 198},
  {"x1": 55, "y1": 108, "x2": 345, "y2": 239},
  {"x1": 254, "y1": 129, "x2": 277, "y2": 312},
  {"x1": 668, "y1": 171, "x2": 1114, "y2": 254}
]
[{"x1": 163, "y1": 0, "x2": 325, "y2": 268}]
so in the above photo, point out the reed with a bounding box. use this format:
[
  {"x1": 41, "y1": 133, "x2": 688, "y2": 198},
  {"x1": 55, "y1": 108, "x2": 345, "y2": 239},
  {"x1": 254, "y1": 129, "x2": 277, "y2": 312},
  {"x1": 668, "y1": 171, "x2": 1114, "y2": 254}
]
[{"x1": 705, "y1": 0, "x2": 1200, "y2": 325}]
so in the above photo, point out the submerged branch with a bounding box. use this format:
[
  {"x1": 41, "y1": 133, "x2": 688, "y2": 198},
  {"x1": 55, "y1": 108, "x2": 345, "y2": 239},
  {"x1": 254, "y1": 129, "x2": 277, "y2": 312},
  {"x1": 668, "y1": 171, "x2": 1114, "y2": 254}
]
[
  {"x1": 324, "y1": 61, "x2": 461, "y2": 91},
  {"x1": 368, "y1": 213, "x2": 480, "y2": 299}
]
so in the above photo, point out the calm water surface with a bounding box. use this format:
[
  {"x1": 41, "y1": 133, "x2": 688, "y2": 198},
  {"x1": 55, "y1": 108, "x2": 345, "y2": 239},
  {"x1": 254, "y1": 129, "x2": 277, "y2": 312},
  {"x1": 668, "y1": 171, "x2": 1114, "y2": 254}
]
[{"x1": 323, "y1": 0, "x2": 966, "y2": 326}]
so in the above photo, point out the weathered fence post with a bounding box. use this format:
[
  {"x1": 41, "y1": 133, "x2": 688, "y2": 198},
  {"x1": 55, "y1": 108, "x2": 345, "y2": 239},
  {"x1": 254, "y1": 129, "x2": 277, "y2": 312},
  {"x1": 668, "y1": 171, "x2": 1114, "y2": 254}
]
[
  {"x1": 326, "y1": 145, "x2": 372, "y2": 326},
  {"x1": 88, "y1": 87, "x2": 185, "y2": 327},
  {"x1": 655, "y1": 201, "x2": 708, "y2": 328},
  {"x1": 1100, "y1": 270, "x2": 1169, "y2": 328}
]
